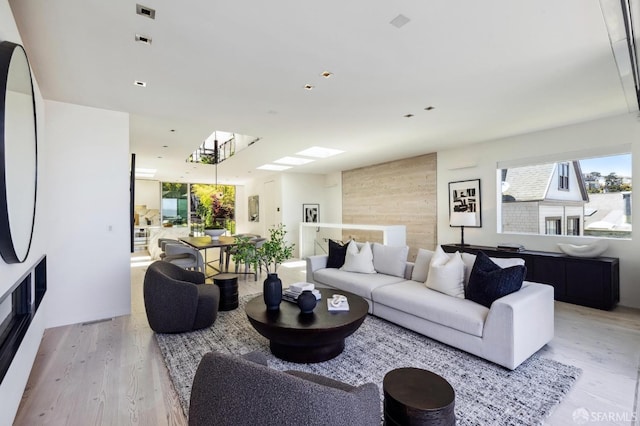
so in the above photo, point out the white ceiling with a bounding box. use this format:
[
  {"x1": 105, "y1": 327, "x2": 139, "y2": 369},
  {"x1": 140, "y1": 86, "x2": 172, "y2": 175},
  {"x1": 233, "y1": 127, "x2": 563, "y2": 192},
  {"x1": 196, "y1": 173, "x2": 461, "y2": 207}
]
[{"x1": 8, "y1": 0, "x2": 636, "y2": 185}]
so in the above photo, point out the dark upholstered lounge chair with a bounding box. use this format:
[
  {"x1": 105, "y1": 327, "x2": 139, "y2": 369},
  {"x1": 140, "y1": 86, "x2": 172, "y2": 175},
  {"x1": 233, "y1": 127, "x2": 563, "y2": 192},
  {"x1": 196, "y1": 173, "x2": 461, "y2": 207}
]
[
  {"x1": 189, "y1": 351, "x2": 381, "y2": 426},
  {"x1": 143, "y1": 260, "x2": 220, "y2": 333}
]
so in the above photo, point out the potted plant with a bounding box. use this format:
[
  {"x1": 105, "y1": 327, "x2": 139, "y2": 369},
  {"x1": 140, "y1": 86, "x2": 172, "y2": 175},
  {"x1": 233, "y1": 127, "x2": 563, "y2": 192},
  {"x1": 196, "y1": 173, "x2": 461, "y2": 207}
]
[
  {"x1": 258, "y1": 223, "x2": 295, "y2": 274},
  {"x1": 231, "y1": 235, "x2": 260, "y2": 275},
  {"x1": 257, "y1": 224, "x2": 295, "y2": 310},
  {"x1": 206, "y1": 191, "x2": 236, "y2": 239}
]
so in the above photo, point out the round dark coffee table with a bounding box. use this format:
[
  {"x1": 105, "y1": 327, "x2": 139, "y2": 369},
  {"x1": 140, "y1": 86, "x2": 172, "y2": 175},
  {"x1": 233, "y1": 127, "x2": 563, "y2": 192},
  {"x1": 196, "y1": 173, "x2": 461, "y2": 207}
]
[
  {"x1": 383, "y1": 367, "x2": 455, "y2": 425},
  {"x1": 245, "y1": 288, "x2": 368, "y2": 363}
]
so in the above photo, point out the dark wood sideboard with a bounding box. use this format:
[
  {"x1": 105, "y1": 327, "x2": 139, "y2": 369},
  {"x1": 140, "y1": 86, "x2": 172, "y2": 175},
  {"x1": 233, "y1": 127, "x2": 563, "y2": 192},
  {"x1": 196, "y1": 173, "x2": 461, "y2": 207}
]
[{"x1": 441, "y1": 244, "x2": 619, "y2": 310}]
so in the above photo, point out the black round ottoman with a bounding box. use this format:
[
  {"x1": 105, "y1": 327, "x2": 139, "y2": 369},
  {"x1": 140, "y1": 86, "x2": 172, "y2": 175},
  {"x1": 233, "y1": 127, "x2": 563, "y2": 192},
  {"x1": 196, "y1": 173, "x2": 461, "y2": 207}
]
[
  {"x1": 383, "y1": 367, "x2": 455, "y2": 425},
  {"x1": 212, "y1": 274, "x2": 238, "y2": 311}
]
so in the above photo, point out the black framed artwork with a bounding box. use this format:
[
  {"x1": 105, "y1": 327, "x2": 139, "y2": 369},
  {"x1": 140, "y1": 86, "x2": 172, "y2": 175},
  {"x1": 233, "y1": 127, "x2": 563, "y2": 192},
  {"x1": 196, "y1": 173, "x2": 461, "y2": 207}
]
[
  {"x1": 448, "y1": 179, "x2": 481, "y2": 227},
  {"x1": 248, "y1": 195, "x2": 259, "y2": 222},
  {"x1": 303, "y1": 204, "x2": 319, "y2": 223}
]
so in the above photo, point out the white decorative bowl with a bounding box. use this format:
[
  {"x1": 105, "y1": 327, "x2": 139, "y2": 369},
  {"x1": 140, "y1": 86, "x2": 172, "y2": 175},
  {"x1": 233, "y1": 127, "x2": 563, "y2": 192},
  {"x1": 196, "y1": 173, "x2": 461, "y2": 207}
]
[
  {"x1": 557, "y1": 240, "x2": 608, "y2": 258},
  {"x1": 204, "y1": 228, "x2": 226, "y2": 240}
]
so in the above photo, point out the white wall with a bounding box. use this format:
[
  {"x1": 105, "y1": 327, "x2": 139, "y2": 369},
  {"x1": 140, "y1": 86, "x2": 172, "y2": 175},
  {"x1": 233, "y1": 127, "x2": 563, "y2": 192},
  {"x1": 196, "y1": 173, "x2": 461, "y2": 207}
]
[
  {"x1": 281, "y1": 173, "x2": 328, "y2": 258},
  {"x1": 239, "y1": 172, "x2": 342, "y2": 259},
  {"x1": 44, "y1": 100, "x2": 131, "y2": 327},
  {"x1": 134, "y1": 179, "x2": 160, "y2": 209},
  {"x1": 238, "y1": 176, "x2": 277, "y2": 237},
  {"x1": 0, "y1": 1, "x2": 48, "y2": 423},
  {"x1": 438, "y1": 112, "x2": 640, "y2": 308}
]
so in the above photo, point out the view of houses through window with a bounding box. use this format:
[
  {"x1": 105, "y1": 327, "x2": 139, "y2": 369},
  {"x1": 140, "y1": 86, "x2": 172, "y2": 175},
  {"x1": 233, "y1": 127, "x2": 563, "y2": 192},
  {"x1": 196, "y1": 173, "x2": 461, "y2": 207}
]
[{"x1": 500, "y1": 153, "x2": 632, "y2": 239}]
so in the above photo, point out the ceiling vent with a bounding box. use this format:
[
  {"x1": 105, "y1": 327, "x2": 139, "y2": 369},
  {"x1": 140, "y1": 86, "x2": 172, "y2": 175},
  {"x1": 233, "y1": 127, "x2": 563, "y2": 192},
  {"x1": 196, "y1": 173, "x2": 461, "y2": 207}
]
[{"x1": 136, "y1": 4, "x2": 156, "y2": 19}]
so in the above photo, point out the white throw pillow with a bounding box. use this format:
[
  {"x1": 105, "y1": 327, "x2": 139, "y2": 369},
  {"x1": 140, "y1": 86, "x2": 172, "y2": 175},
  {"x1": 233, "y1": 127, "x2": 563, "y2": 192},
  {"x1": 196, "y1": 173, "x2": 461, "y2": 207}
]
[
  {"x1": 372, "y1": 243, "x2": 409, "y2": 278},
  {"x1": 425, "y1": 247, "x2": 465, "y2": 298},
  {"x1": 411, "y1": 248, "x2": 434, "y2": 282},
  {"x1": 461, "y1": 252, "x2": 525, "y2": 287},
  {"x1": 340, "y1": 241, "x2": 377, "y2": 274}
]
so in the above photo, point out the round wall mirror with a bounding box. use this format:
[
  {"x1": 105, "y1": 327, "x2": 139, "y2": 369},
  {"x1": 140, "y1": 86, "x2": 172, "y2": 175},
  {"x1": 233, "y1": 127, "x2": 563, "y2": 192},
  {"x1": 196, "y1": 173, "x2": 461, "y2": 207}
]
[{"x1": 0, "y1": 41, "x2": 37, "y2": 264}]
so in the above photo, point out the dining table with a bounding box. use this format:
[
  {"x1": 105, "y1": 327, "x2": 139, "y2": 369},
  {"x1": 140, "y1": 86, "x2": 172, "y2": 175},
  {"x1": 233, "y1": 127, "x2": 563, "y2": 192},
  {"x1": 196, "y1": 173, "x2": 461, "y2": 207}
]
[{"x1": 179, "y1": 235, "x2": 237, "y2": 277}]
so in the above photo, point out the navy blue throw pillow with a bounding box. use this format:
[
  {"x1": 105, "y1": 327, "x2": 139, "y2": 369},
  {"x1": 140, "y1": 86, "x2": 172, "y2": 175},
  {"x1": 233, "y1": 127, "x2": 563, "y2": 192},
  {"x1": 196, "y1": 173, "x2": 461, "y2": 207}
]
[
  {"x1": 327, "y1": 239, "x2": 349, "y2": 268},
  {"x1": 466, "y1": 251, "x2": 526, "y2": 308}
]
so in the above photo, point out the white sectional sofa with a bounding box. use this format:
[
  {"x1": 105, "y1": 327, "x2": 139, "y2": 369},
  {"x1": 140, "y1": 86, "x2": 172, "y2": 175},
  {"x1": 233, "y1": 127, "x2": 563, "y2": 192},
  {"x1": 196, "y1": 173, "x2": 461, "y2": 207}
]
[{"x1": 306, "y1": 246, "x2": 554, "y2": 370}]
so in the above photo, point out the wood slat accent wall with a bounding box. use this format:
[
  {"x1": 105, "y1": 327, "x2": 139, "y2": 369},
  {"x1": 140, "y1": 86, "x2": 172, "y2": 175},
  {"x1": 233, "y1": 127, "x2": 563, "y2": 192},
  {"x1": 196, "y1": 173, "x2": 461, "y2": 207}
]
[{"x1": 342, "y1": 153, "x2": 437, "y2": 260}]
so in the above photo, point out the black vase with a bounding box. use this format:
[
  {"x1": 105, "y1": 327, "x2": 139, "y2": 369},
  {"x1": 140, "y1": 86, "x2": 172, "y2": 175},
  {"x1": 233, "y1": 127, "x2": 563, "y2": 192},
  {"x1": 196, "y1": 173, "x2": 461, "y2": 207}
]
[
  {"x1": 263, "y1": 273, "x2": 282, "y2": 311},
  {"x1": 297, "y1": 290, "x2": 317, "y2": 314}
]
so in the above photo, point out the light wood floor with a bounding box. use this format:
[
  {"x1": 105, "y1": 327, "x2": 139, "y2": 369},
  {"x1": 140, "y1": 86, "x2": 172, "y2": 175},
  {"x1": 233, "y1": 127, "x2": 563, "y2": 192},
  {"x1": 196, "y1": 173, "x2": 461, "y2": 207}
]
[{"x1": 13, "y1": 250, "x2": 640, "y2": 425}]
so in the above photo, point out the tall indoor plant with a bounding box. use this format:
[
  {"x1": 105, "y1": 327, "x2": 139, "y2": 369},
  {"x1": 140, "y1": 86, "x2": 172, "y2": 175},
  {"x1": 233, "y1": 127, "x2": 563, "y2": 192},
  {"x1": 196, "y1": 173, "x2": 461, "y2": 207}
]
[{"x1": 257, "y1": 224, "x2": 294, "y2": 310}]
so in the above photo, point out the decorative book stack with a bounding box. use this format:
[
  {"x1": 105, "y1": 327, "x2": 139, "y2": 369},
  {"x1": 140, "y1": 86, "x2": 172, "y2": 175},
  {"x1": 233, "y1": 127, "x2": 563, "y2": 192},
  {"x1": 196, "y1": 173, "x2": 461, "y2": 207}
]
[{"x1": 283, "y1": 282, "x2": 321, "y2": 303}]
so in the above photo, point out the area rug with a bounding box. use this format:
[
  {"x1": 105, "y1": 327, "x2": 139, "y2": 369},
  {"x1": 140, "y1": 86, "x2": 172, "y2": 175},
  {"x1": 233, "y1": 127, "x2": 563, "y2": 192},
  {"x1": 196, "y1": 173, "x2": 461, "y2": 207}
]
[{"x1": 156, "y1": 294, "x2": 581, "y2": 425}]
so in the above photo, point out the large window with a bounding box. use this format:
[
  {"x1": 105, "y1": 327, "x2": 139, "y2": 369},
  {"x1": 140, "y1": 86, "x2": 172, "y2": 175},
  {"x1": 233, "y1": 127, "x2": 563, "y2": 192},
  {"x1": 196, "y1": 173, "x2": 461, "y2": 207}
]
[
  {"x1": 499, "y1": 152, "x2": 632, "y2": 239},
  {"x1": 191, "y1": 184, "x2": 236, "y2": 233},
  {"x1": 161, "y1": 183, "x2": 188, "y2": 226},
  {"x1": 160, "y1": 182, "x2": 236, "y2": 232}
]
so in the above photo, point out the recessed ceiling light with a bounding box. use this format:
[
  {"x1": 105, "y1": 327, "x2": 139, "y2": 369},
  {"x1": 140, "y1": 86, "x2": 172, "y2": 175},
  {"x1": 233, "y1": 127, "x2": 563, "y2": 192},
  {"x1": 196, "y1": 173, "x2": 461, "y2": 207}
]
[
  {"x1": 424, "y1": 106, "x2": 435, "y2": 111},
  {"x1": 134, "y1": 80, "x2": 147, "y2": 87},
  {"x1": 136, "y1": 4, "x2": 156, "y2": 19},
  {"x1": 274, "y1": 156, "x2": 315, "y2": 166},
  {"x1": 321, "y1": 71, "x2": 333, "y2": 78},
  {"x1": 404, "y1": 114, "x2": 414, "y2": 118},
  {"x1": 257, "y1": 164, "x2": 292, "y2": 171},
  {"x1": 135, "y1": 34, "x2": 152, "y2": 45},
  {"x1": 296, "y1": 146, "x2": 344, "y2": 158},
  {"x1": 170, "y1": 129, "x2": 175, "y2": 132},
  {"x1": 162, "y1": 145, "x2": 168, "y2": 148},
  {"x1": 304, "y1": 84, "x2": 314, "y2": 90},
  {"x1": 390, "y1": 14, "x2": 410, "y2": 29}
]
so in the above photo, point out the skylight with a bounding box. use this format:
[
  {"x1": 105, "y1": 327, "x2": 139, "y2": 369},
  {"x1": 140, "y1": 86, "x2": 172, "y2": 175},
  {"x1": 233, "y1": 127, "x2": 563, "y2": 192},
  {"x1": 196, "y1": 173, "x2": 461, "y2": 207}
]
[
  {"x1": 187, "y1": 131, "x2": 260, "y2": 165},
  {"x1": 296, "y1": 146, "x2": 344, "y2": 158},
  {"x1": 257, "y1": 164, "x2": 292, "y2": 171},
  {"x1": 273, "y1": 156, "x2": 315, "y2": 166}
]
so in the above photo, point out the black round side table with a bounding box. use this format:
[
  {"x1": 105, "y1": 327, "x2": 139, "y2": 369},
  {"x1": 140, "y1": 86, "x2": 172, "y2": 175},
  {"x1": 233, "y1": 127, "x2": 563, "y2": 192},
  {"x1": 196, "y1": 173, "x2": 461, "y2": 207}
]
[
  {"x1": 383, "y1": 367, "x2": 455, "y2": 425},
  {"x1": 213, "y1": 274, "x2": 238, "y2": 311}
]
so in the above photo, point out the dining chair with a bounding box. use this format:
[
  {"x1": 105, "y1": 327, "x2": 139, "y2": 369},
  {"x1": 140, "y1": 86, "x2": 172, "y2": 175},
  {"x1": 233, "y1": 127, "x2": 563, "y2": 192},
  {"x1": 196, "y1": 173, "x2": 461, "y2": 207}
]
[{"x1": 164, "y1": 243, "x2": 205, "y2": 274}]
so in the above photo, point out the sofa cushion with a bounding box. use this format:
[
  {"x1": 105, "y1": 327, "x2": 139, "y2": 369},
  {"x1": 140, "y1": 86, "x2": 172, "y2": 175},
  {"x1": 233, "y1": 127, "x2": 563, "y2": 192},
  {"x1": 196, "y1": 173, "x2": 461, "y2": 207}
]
[
  {"x1": 372, "y1": 280, "x2": 488, "y2": 337},
  {"x1": 313, "y1": 268, "x2": 405, "y2": 300},
  {"x1": 425, "y1": 247, "x2": 465, "y2": 298},
  {"x1": 461, "y1": 252, "x2": 525, "y2": 287},
  {"x1": 340, "y1": 241, "x2": 376, "y2": 274},
  {"x1": 466, "y1": 251, "x2": 527, "y2": 308},
  {"x1": 372, "y1": 243, "x2": 409, "y2": 278},
  {"x1": 327, "y1": 239, "x2": 349, "y2": 269},
  {"x1": 411, "y1": 248, "x2": 434, "y2": 282}
]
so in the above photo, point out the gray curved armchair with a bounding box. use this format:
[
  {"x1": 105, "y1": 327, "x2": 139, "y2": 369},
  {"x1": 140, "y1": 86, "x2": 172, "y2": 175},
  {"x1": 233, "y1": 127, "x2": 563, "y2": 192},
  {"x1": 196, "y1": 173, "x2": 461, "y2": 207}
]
[
  {"x1": 189, "y1": 351, "x2": 381, "y2": 426},
  {"x1": 143, "y1": 261, "x2": 220, "y2": 333}
]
